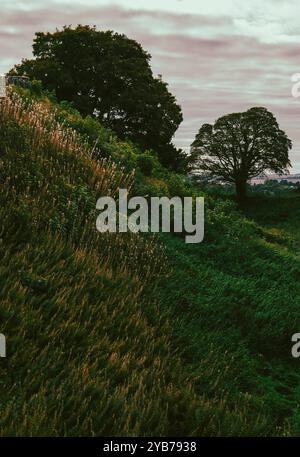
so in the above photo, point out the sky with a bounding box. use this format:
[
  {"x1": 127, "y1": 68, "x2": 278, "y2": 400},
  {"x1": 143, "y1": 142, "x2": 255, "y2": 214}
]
[{"x1": 1, "y1": 0, "x2": 300, "y2": 170}]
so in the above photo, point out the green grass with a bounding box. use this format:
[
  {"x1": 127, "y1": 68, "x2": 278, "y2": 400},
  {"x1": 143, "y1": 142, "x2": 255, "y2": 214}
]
[
  {"x1": 0, "y1": 90, "x2": 201, "y2": 436},
  {"x1": 1, "y1": 87, "x2": 300, "y2": 436},
  {"x1": 155, "y1": 194, "x2": 300, "y2": 435}
]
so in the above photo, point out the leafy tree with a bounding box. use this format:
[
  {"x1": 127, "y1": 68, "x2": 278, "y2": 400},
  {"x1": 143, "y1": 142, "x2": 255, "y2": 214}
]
[
  {"x1": 10, "y1": 25, "x2": 184, "y2": 169},
  {"x1": 190, "y1": 107, "x2": 292, "y2": 201}
]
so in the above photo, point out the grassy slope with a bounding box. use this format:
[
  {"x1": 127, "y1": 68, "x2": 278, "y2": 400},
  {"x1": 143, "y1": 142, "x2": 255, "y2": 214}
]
[
  {"x1": 0, "y1": 90, "x2": 202, "y2": 436},
  {"x1": 1, "y1": 88, "x2": 300, "y2": 436},
  {"x1": 157, "y1": 194, "x2": 300, "y2": 435}
]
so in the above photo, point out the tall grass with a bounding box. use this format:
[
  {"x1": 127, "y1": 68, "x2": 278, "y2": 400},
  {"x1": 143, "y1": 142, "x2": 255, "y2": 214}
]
[
  {"x1": 0, "y1": 89, "x2": 193, "y2": 436},
  {"x1": 0, "y1": 88, "x2": 293, "y2": 436}
]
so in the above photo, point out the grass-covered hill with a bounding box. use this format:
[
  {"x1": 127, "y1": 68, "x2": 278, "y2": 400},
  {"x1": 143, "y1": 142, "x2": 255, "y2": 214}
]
[{"x1": 1, "y1": 85, "x2": 300, "y2": 436}]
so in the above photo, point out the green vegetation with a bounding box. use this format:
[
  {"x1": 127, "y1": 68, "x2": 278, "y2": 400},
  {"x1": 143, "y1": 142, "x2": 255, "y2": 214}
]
[
  {"x1": 11, "y1": 25, "x2": 186, "y2": 171},
  {"x1": 1, "y1": 85, "x2": 300, "y2": 436},
  {"x1": 157, "y1": 193, "x2": 300, "y2": 436},
  {"x1": 190, "y1": 108, "x2": 292, "y2": 201}
]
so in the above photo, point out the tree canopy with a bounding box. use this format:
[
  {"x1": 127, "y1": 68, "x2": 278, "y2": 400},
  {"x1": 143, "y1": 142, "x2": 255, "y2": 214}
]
[
  {"x1": 11, "y1": 25, "x2": 184, "y2": 170},
  {"x1": 190, "y1": 107, "x2": 292, "y2": 201}
]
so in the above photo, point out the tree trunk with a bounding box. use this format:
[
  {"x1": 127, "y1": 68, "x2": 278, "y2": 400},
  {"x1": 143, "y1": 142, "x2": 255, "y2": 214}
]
[{"x1": 235, "y1": 179, "x2": 247, "y2": 204}]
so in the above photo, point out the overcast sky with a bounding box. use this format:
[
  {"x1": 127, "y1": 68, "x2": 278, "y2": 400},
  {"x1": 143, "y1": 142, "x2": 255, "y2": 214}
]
[{"x1": 1, "y1": 0, "x2": 300, "y2": 170}]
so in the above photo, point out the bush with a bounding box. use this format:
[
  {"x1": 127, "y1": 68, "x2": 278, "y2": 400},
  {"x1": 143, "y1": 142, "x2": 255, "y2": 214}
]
[{"x1": 136, "y1": 152, "x2": 158, "y2": 176}]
